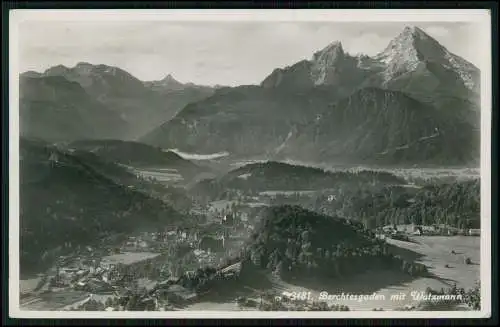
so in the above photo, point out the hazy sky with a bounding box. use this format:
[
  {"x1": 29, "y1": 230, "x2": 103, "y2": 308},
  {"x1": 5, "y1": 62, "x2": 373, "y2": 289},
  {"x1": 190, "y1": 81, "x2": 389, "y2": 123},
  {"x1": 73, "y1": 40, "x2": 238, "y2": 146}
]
[{"x1": 18, "y1": 21, "x2": 481, "y2": 86}]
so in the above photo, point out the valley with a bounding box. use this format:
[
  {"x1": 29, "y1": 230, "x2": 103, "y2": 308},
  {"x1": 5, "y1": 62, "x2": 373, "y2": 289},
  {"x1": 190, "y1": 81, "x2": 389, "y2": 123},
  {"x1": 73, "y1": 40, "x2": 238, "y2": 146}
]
[{"x1": 18, "y1": 145, "x2": 481, "y2": 311}]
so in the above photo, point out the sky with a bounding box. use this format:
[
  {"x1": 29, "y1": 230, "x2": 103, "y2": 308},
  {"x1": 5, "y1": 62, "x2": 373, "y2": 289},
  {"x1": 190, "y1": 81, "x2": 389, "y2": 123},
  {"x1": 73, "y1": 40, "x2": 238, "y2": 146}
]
[{"x1": 17, "y1": 20, "x2": 482, "y2": 87}]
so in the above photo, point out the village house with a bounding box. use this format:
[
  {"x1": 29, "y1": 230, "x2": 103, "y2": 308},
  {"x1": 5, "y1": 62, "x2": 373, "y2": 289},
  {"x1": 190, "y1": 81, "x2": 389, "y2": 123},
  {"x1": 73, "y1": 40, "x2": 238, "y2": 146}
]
[
  {"x1": 221, "y1": 213, "x2": 235, "y2": 225},
  {"x1": 411, "y1": 225, "x2": 423, "y2": 235},
  {"x1": 420, "y1": 225, "x2": 437, "y2": 235},
  {"x1": 163, "y1": 284, "x2": 197, "y2": 304},
  {"x1": 218, "y1": 261, "x2": 243, "y2": 278},
  {"x1": 468, "y1": 228, "x2": 480, "y2": 236},
  {"x1": 198, "y1": 235, "x2": 225, "y2": 253}
]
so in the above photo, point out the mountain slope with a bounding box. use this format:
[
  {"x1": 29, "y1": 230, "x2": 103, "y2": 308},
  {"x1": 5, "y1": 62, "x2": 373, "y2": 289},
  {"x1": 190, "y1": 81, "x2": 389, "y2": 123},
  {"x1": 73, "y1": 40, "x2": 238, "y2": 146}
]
[
  {"x1": 40, "y1": 63, "x2": 216, "y2": 139},
  {"x1": 262, "y1": 42, "x2": 382, "y2": 98},
  {"x1": 142, "y1": 26, "x2": 479, "y2": 166},
  {"x1": 141, "y1": 86, "x2": 478, "y2": 166},
  {"x1": 20, "y1": 75, "x2": 130, "y2": 142},
  {"x1": 20, "y1": 138, "x2": 189, "y2": 272},
  {"x1": 282, "y1": 88, "x2": 480, "y2": 165},
  {"x1": 140, "y1": 85, "x2": 340, "y2": 156}
]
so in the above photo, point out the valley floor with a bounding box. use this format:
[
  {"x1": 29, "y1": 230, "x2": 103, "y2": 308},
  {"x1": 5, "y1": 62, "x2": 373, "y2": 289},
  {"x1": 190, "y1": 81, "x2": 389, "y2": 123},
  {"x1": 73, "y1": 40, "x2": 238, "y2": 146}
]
[{"x1": 18, "y1": 235, "x2": 480, "y2": 312}]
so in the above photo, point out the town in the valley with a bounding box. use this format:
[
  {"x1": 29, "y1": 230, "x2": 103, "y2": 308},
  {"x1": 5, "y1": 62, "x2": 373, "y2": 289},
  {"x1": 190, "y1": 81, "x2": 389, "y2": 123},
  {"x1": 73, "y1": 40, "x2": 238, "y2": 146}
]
[{"x1": 20, "y1": 185, "x2": 481, "y2": 312}]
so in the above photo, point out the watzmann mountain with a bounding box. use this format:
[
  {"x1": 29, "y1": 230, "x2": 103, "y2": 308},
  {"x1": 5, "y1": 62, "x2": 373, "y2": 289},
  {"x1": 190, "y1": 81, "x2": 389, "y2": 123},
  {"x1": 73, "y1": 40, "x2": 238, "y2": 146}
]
[
  {"x1": 140, "y1": 26, "x2": 480, "y2": 166},
  {"x1": 20, "y1": 26, "x2": 480, "y2": 166},
  {"x1": 261, "y1": 26, "x2": 480, "y2": 100}
]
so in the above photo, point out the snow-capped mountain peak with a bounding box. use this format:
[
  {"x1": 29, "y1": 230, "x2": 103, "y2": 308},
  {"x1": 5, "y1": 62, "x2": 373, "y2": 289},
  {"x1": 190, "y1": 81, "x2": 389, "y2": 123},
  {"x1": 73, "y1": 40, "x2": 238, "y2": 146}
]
[
  {"x1": 162, "y1": 74, "x2": 177, "y2": 82},
  {"x1": 374, "y1": 26, "x2": 433, "y2": 79},
  {"x1": 260, "y1": 25, "x2": 479, "y2": 93},
  {"x1": 374, "y1": 25, "x2": 479, "y2": 90},
  {"x1": 310, "y1": 41, "x2": 349, "y2": 85},
  {"x1": 312, "y1": 41, "x2": 345, "y2": 62}
]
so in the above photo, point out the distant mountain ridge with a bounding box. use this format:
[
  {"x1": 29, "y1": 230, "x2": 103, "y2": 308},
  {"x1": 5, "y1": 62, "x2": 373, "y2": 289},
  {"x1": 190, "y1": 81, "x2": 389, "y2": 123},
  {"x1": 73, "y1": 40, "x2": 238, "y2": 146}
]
[
  {"x1": 143, "y1": 73, "x2": 223, "y2": 94},
  {"x1": 21, "y1": 63, "x2": 218, "y2": 140},
  {"x1": 20, "y1": 75, "x2": 131, "y2": 142},
  {"x1": 141, "y1": 26, "x2": 480, "y2": 166}
]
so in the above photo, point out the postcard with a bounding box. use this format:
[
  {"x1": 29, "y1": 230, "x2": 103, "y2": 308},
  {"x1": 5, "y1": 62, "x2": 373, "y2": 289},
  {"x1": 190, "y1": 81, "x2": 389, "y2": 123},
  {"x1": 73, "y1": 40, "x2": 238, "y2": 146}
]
[{"x1": 8, "y1": 8, "x2": 492, "y2": 319}]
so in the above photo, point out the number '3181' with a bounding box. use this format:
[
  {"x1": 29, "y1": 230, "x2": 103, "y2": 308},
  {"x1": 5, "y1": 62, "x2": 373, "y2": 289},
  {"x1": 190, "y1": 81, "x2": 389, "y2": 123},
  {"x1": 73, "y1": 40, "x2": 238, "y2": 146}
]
[{"x1": 288, "y1": 291, "x2": 312, "y2": 301}]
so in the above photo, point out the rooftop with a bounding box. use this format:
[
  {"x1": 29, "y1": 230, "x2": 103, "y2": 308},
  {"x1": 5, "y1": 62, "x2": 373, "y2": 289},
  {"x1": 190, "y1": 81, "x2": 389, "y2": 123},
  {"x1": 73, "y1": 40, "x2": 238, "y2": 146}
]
[{"x1": 101, "y1": 252, "x2": 161, "y2": 266}]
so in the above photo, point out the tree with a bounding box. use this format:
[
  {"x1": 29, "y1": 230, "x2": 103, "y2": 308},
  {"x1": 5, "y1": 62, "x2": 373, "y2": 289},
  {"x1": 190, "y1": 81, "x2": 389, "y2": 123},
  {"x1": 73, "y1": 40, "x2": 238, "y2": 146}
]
[
  {"x1": 125, "y1": 293, "x2": 144, "y2": 311},
  {"x1": 274, "y1": 260, "x2": 284, "y2": 278},
  {"x1": 466, "y1": 283, "x2": 481, "y2": 310},
  {"x1": 105, "y1": 297, "x2": 113, "y2": 308},
  {"x1": 324, "y1": 250, "x2": 331, "y2": 260},
  {"x1": 267, "y1": 250, "x2": 279, "y2": 270},
  {"x1": 250, "y1": 248, "x2": 262, "y2": 268},
  {"x1": 401, "y1": 260, "x2": 410, "y2": 274},
  {"x1": 285, "y1": 243, "x2": 294, "y2": 261},
  {"x1": 301, "y1": 230, "x2": 310, "y2": 242}
]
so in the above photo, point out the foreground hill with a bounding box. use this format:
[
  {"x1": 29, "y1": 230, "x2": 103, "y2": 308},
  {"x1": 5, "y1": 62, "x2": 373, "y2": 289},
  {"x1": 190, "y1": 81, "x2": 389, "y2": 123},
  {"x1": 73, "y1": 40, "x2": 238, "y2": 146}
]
[
  {"x1": 20, "y1": 75, "x2": 130, "y2": 141},
  {"x1": 19, "y1": 138, "x2": 191, "y2": 272},
  {"x1": 241, "y1": 205, "x2": 428, "y2": 280},
  {"x1": 141, "y1": 26, "x2": 479, "y2": 166},
  {"x1": 189, "y1": 161, "x2": 406, "y2": 200}
]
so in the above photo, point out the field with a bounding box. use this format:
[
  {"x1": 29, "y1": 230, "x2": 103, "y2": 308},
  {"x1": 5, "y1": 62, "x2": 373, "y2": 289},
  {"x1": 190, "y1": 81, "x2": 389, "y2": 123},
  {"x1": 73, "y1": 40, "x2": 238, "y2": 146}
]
[
  {"x1": 183, "y1": 236, "x2": 480, "y2": 311},
  {"x1": 273, "y1": 236, "x2": 480, "y2": 310},
  {"x1": 259, "y1": 190, "x2": 318, "y2": 196},
  {"x1": 21, "y1": 289, "x2": 90, "y2": 310},
  {"x1": 166, "y1": 149, "x2": 230, "y2": 161},
  {"x1": 387, "y1": 236, "x2": 480, "y2": 291},
  {"x1": 20, "y1": 276, "x2": 42, "y2": 295},
  {"x1": 209, "y1": 200, "x2": 268, "y2": 212},
  {"x1": 101, "y1": 252, "x2": 161, "y2": 265},
  {"x1": 132, "y1": 168, "x2": 184, "y2": 183},
  {"x1": 209, "y1": 200, "x2": 238, "y2": 211}
]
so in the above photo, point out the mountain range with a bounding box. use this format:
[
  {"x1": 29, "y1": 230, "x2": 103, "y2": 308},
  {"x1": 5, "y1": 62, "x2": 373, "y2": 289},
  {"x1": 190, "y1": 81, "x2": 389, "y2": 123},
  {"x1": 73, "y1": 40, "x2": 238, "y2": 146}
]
[
  {"x1": 141, "y1": 27, "x2": 480, "y2": 166},
  {"x1": 261, "y1": 27, "x2": 479, "y2": 99},
  {"x1": 20, "y1": 26, "x2": 481, "y2": 166},
  {"x1": 20, "y1": 65, "x2": 218, "y2": 141}
]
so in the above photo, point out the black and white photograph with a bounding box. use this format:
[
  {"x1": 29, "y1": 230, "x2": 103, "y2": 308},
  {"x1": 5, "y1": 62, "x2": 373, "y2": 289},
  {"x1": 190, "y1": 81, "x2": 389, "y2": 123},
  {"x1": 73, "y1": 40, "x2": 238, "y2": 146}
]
[{"x1": 8, "y1": 9, "x2": 492, "y2": 319}]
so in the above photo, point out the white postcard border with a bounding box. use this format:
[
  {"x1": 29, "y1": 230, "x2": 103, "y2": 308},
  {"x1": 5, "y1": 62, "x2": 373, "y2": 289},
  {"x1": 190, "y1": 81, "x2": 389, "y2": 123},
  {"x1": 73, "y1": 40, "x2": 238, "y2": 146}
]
[{"x1": 8, "y1": 9, "x2": 493, "y2": 319}]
